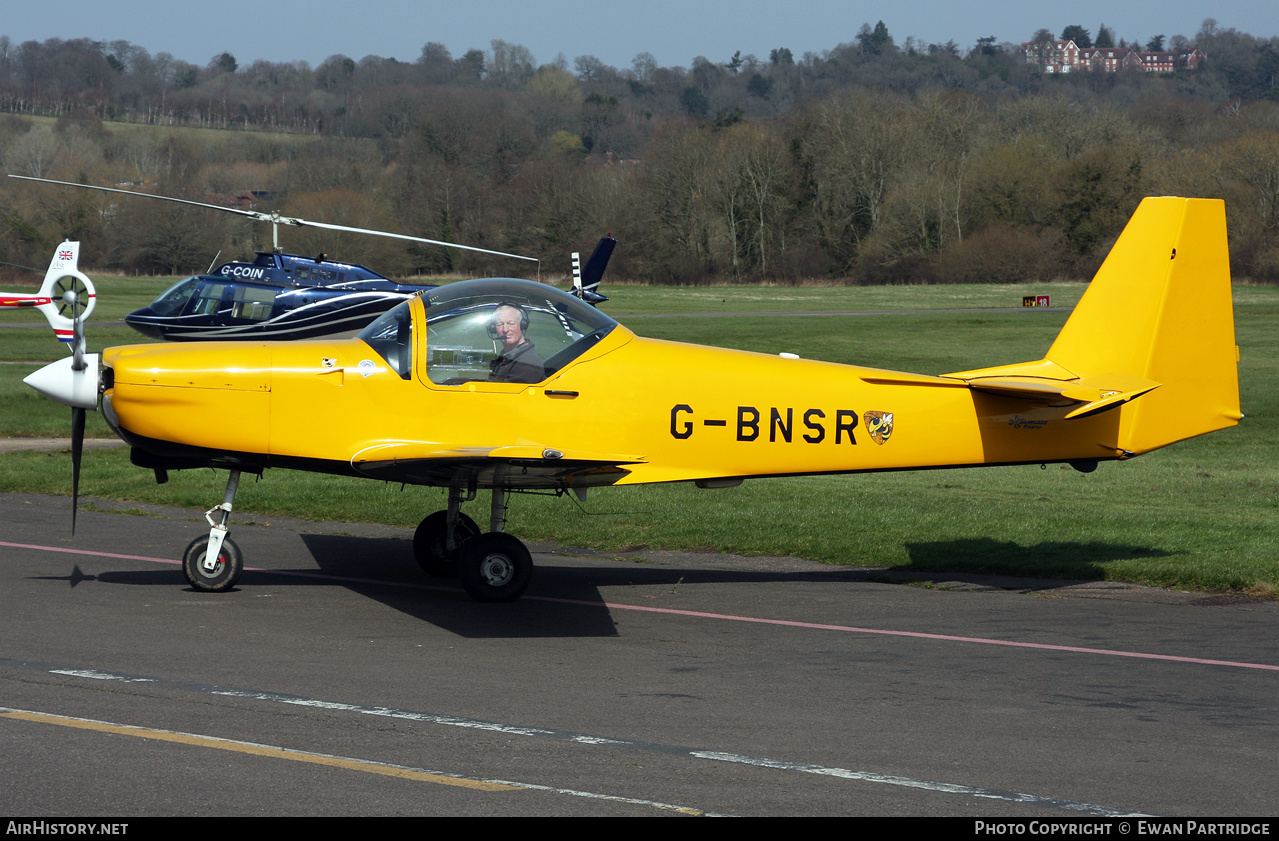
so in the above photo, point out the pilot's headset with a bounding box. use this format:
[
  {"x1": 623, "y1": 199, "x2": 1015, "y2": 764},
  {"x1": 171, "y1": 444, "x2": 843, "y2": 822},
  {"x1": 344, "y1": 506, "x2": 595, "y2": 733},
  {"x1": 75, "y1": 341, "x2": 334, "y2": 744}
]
[{"x1": 486, "y1": 302, "x2": 529, "y2": 339}]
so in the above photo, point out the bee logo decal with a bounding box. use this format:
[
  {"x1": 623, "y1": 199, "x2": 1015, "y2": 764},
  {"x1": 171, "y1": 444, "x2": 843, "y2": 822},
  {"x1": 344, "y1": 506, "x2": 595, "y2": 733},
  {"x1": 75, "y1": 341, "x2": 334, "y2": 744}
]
[{"x1": 864, "y1": 411, "x2": 894, "y2": 445}]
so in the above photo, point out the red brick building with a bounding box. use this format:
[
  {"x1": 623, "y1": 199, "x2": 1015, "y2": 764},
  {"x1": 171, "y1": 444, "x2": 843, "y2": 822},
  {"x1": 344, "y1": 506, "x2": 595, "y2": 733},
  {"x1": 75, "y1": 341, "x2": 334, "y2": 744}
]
[{"x1": 1021, "y1": 40, "x2": 1205, "y2": 73}]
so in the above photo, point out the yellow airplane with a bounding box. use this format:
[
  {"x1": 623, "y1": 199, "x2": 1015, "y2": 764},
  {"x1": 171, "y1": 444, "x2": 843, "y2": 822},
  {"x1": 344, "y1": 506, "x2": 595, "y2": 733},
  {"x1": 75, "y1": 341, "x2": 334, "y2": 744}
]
[{"x1": 25, "y1": 197, "x2": 1241, "y2": 602}]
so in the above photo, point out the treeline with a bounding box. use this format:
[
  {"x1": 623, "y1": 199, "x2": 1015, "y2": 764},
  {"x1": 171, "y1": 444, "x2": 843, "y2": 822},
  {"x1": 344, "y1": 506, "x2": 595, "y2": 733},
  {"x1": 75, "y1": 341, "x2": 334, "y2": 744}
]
[{"x1": 1, "y1": 20, "x2": 1277, "y2": 283}]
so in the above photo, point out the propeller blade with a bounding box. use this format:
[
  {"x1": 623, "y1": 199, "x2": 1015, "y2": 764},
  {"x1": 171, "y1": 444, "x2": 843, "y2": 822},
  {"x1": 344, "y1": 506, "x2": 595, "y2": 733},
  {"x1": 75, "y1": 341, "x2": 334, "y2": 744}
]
[
  {"x1": 70, "y1": 303, "x2": 87, "y2": 372},
  {"x1": 71, "y1": 407, "x2": 85, "y2": 535}
]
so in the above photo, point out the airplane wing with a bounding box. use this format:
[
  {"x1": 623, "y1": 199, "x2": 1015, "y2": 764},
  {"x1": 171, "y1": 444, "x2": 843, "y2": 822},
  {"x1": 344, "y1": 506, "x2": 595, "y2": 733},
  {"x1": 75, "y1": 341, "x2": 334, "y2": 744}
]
[{"x1": 348, "y1": 440, "x2": 643, "y2": 488}]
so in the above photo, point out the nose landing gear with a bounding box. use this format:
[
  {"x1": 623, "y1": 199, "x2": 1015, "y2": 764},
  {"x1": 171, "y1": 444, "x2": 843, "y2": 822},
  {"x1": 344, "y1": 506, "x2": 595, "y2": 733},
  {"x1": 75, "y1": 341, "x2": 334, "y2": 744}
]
[{"x1": 182, "y1": 470, "x2": 245, "y2": 593}]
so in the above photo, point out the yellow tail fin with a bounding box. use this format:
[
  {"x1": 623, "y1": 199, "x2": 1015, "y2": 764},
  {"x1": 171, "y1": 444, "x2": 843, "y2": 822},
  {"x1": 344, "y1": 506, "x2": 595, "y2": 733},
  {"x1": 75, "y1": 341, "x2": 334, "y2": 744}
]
[{"x1": 950, "y1": 197, "x2": 1241, "y2": 455}]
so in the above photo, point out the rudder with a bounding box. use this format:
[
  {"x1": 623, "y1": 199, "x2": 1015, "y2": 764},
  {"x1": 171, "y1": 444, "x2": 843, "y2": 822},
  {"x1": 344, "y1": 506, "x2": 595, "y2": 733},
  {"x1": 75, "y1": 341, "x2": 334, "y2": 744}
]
[{"x1": 1046, "y1": 197, "x2": 1241, "y2": 453}]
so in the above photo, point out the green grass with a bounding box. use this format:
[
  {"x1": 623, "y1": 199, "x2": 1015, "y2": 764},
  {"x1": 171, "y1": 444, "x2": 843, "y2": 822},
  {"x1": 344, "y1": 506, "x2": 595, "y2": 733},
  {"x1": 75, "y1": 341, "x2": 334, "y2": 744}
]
[
  {"x1": 596, "y1": 280, "x2": 1090, "y2": 316},
  {"x1": 1, "y1": 281, "x2": 1275, "y2": 593}
]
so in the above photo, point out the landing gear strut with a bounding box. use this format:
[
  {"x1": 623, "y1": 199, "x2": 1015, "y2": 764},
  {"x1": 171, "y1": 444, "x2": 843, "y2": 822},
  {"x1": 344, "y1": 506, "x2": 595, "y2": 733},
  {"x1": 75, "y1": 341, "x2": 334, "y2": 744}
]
[
  {"x1": 412, "y1": 511, "x2": 479, "y2": 577},
  {"x1": 182, "y1": 469, "x2": 244, "y2": 592},
  {"x1": 414, "y1": 486, "x2": 533, "y2": 602}
]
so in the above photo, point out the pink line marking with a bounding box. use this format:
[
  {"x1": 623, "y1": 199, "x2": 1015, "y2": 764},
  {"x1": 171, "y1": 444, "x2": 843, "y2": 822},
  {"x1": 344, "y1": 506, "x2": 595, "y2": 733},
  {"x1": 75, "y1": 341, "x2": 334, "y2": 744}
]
[
  {"x1": 7, "y1": 539, "x2": 1277, "y2": 672},
  {"x1": 530, "y1": 595, "x2": 1279, "y2": 671},
  {"x1": 0, "y1": 541, "x2": 461, "y2": 592},
  {"x1": 2, "y1": 540, "x2": 180, "y2": 565}
]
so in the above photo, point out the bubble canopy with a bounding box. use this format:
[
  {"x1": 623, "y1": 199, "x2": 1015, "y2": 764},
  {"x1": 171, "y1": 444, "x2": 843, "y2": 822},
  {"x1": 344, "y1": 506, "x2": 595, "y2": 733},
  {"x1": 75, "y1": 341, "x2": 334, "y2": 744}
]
[{"x1": 358, "y1": 278, "x2": 618, "y2": 384}]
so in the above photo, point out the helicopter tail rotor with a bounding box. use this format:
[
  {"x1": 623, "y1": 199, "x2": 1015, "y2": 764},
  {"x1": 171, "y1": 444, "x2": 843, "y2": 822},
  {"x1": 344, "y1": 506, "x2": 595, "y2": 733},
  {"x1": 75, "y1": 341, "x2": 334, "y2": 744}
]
[
  {"x1": 36, "y1": 241, "x2": 96, "y2": 345},
  {"x1": 22, "y1": 243, "x2": 102, "y2": 534}
]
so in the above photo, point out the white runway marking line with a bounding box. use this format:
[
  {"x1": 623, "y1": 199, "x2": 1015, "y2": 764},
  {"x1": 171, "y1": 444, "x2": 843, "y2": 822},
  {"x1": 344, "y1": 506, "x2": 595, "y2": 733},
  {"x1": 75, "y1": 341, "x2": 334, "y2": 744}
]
[
  {"x1": 691, "y1": 752, "x2": 1151, "y2": 817},
  {"x1": 51, "y1": 668, "x2": 155, "y2": 683},
  {"x1": 218, "y1": 689, "x2": 1152, "y2": 816},
  {"x1": 52, "y1": 668, "x2": 1142, "y2": 817},
  {"x1": 0, "y1": 705, "x2": 718, "y2": 816}
]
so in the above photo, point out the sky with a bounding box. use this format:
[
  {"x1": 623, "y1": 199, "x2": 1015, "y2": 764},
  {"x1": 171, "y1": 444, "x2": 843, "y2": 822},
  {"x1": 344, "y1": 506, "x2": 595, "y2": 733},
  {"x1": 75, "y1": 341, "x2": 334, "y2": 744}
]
[{"x1": 4, "y1": 0, "x2": 1275, "y2": 71}]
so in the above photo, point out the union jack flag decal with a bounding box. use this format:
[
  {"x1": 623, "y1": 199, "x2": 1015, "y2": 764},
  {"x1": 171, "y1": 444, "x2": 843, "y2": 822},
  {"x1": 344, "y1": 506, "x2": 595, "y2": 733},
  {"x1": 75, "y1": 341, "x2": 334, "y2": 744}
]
[{"x1": 57, "y1": 249, "x2": 74, "y2": 261}]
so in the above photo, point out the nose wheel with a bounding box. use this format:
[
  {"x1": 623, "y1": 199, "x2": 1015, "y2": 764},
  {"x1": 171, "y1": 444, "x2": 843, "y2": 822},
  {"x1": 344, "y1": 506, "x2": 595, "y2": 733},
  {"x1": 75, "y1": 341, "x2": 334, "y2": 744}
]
[{"x1": 182, "y1": 534, "x2": 243, "y2": 592}]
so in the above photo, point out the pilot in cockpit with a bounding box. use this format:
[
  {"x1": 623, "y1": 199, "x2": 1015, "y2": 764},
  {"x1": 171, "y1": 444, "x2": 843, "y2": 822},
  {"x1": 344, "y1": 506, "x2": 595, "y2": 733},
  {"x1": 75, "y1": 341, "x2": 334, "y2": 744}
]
[{"x1": 487, "y1": 303, "x2": 545, "y2": 383}]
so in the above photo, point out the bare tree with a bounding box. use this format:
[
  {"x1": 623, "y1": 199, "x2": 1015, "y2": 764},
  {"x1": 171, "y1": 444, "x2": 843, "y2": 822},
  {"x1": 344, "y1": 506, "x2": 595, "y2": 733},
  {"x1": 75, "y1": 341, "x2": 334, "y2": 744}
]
[{"x1": 487, "y1": 40, "x2": 535, "y2": 90}]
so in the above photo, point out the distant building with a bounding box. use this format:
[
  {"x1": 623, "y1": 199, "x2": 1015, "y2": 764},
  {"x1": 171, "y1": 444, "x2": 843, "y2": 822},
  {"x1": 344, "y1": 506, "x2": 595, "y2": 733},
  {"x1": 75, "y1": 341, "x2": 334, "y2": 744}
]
[
  {"x1": 1020, "y1": 39, "x2": 1204, "y2": 73},
  {"x1": 1021, "y1": 39, "x2": 1081, "y2": 74}
]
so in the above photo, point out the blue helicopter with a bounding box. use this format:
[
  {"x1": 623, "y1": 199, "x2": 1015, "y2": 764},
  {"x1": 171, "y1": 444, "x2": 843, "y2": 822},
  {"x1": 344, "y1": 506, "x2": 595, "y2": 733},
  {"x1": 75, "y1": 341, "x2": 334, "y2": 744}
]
[{"x1": 11, "y1": 176, "x2": 615, "y2": 341}]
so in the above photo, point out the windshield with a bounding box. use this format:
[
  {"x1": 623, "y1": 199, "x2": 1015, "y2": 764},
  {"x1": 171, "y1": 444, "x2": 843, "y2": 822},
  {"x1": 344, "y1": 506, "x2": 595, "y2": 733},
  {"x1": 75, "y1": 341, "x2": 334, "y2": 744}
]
[
  {"x1": 148, "y1": 276, "x2": 201, "y2": 316},
  {"x1": 357, "y1": 300, "x2": 414, "y2": 379},
  {"x1": 423, "y1": 279, "x2": 616, "y2": 385}
]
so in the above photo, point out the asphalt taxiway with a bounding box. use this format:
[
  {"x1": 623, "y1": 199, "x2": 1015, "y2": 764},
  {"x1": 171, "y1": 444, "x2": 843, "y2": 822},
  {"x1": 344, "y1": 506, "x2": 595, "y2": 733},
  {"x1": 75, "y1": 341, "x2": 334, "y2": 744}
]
[{"x1": 1, "y1": 491, "x2": 1276, "y2": 817}]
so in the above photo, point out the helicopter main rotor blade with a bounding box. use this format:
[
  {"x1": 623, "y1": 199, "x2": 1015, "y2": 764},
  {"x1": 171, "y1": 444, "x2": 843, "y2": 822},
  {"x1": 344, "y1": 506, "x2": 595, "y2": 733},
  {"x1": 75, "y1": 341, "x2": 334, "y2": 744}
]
[
  {"x1": 289, "y1": 218, "x2": 538, "y2": 263},
  {"x1": 9, "y1": 175, "x2": 537, "y2": 263},
  {"x1": 9, "y1": 175, "x2": 274, "y2": 223}
]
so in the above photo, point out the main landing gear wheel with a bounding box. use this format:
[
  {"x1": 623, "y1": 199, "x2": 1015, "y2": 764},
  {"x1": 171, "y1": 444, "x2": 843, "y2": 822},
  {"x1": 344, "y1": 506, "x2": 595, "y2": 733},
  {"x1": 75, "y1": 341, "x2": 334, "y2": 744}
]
[
  {"x1": 413, "y1": 511, "x2": 480, "y2": 577},
  {"x1": 457, "y1": 533, "x2": 532, "y2": 603},
  {"x1": 182, "y1": 535, "x2": 243, "y2": 592}
]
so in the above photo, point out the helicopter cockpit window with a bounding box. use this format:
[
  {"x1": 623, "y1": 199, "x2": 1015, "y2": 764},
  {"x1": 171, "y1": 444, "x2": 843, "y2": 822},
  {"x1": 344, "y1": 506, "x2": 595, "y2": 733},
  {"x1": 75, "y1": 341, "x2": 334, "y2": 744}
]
[
  {"x1": 192, "y1": 282, "x2": 227, "y2": 316},
  {"x1": 149, "y1": 276, "x2": 201, "y2": 316},
  {"x1": 357, "y1": 300, "x2": 413, "y2": 379},
  {"x1": 423, "y1": 279, "x2": 616, "y2": 386}
]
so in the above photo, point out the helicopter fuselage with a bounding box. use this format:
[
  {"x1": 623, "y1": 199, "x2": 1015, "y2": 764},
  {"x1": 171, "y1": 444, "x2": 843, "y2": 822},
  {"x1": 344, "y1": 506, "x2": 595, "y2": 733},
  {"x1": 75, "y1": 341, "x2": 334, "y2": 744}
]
[{"x1": 125, "y1": 251, "x2": 435, "y2": 341}]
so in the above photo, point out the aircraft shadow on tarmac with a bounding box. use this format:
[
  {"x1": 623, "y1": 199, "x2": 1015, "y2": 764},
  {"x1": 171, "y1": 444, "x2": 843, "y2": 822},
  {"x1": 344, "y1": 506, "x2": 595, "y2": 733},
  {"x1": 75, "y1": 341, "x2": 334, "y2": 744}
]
[
  {"x1": 34, "y1": 564, "x2": 181, "y2": 588},
  {"x1": 31, "y1": 531, "x2": 1173, "y2": 639},
  {"x1": 288, "y1": 532, "x2": 883, "y2": 639},
  {"x1": 903, "y1": 538, "x2": 1173, "y2": 583}
]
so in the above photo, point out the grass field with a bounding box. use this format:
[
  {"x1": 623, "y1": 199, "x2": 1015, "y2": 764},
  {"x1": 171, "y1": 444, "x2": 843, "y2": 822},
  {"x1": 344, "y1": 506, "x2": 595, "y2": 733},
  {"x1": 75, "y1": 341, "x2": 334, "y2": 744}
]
[{"x1": 1, "y1": 278, "x2": 1274, "y2": 593}]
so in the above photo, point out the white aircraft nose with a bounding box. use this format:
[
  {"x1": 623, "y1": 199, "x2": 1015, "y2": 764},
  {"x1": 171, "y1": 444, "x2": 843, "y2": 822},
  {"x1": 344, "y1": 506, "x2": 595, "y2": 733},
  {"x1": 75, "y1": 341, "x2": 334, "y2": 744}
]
[{"x1": 23, "y1": 354, "x2": 100, "y2": 410}]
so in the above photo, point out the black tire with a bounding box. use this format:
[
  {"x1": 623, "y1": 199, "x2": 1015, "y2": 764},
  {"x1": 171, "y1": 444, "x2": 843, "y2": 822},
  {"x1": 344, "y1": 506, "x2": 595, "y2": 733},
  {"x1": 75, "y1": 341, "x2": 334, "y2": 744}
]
[
  {"x1": 413, "y1": 511, "x2": 480, "y2": 577},
  {"x1": 457, "y1": 533, "x2": 533, "y2": 603},
  {"x1": 182, "y1": 535, "x2": 243, "y2": 592}
]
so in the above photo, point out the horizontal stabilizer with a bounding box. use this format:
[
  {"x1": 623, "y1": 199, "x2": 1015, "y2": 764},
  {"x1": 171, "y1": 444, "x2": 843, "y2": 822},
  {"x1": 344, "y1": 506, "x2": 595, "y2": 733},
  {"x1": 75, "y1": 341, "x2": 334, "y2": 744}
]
[
  {"x1": 870, "y1": 360, "x2": 1160, "y2": 420},
  {"x1": 953, "y1": 373, "x2": 1161, "y2": 418}
]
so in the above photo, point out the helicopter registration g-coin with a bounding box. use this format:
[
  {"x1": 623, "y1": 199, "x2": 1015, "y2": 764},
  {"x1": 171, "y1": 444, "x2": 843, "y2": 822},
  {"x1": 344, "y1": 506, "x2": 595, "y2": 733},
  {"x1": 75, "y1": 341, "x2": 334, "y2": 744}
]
[{"x1": 25, "y1": 197, "x2": 1242, "y2": 603}]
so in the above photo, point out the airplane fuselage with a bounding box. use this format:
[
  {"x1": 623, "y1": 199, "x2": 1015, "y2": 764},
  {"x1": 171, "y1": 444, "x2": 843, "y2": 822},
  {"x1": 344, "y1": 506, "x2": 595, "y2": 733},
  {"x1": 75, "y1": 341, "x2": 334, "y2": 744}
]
[{"x1": 100, "y1": 317, "x2": 1135, "y2": 490}]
